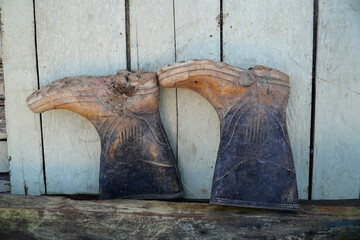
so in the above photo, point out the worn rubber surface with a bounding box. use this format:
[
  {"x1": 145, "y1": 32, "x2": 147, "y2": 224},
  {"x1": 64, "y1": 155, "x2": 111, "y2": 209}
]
[
  {"x1": 27, "y1": 70, "x2": 183, "y2": 200},
  {"x1": 159, "y1": 59, "x2": 298, "y2": 210}
]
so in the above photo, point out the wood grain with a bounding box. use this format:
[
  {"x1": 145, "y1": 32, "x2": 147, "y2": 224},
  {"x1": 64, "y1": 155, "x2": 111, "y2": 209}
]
[
  {"x1": 0, "y1": 4, "x2": 7, "y2": 170},
  {"x1": 130, "y1": 0, "x2": 177, "y2": 156},
  {"x1": 0, "y1": 142, "x2": 8, "y2": 173},
  {"x1": 35, "y1": 0, "x2": 126, "y2": 194},
  {"x1": 0, "y1": 141, "x2": 8, "y2": 192},
  {"x1": 223, "y1": 0, "x2": 313, "y2": 199},
  {"x1": 312, "y1": 0, "x2": 360, "y2": 199},
  {"x1": 0, "y1": 56, "x2": 4, "y2": 136},
  {"x1": 0, "y1": 195, "x2": 359, "y2": 239},
  {"x1": 0, "y1": 174, "x2": 10, "y2": 193},
  {"x1": 174, "y1": 0, "x2": 220, "y2": 199},
  {"x1": 0, "y1": 103, "x2": 5, "y2": 135},
  {"x1": 1, "y1": 0, "x2": 45, "y2": 195},
  {"x1": 0, "y1": 17, "x2": 4, "y2": 98},
  {"x1": 0, "y1": 61, "x2": 4, "y2": 97}
]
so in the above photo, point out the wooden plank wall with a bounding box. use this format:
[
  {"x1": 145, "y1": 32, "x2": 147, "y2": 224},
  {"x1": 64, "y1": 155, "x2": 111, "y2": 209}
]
[
  {"x1": 175, "y1": 0, "x2": 220, "y2": 199},
  {"x1": 0, "y1": 14, "x2": 6, "y2": 140},
  {"x1": 0, "y1": 68, "x2": 5, "y2": 139},
  {"x1": 0, "y1": 142, "x2": 9, "y2": 192},
  {"x1": 2, "y1": 0, "x2": 44, "y2": 195},
  {"x1": 312, "y1": 0, "x2": 360, "y2": 199},
  {"x1": 1, "y1": 0, "x2": 359, "y2": 200},
  {"x1": 0, "y1": 9, "x2": 9, "y2": 193},
  {"x1": 223, "y1": 0, "x2": 313, "y2": 199},
  {"x1": 35, "y1": 0, "x2": 127, "y2": 194},
  {"x1": 129, "y1": 0, "x2": 177, "y2": 158}
]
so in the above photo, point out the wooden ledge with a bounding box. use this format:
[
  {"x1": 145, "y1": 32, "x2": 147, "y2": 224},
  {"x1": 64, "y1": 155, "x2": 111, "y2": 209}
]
[{"x1": 0, "y1": 194, "x2": 359, "y2": 239}]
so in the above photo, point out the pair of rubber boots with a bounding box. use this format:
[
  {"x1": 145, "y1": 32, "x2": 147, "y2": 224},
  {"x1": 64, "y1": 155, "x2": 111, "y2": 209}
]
[{"x1": 27, "y1": 59, "x2": 299, "y2": 210}]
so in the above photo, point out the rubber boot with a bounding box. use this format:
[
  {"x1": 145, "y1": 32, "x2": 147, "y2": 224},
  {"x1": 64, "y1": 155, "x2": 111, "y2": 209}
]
[
  {"x1": 27, "y1": 70, "x2": 183, "y2": 200},
  {"x1": 158, "y1": 59, "x2": 298, "y2": 210}
]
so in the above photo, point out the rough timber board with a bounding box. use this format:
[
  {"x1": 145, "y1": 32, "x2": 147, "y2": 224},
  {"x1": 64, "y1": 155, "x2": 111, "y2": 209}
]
[
  {"x1": 0, "y1": 104, "x2": 5, "y2": 135},
  {"x1": 0, "y1": 99, "x2": 5, "y2": 138},
  {"x1": 174, "y1": 0, "x2": 220, "y2": 199},
  {"x1": 0, "y1": 78, "x2": 3, "y2": 96},
  {"x1": 0, "y1": 195, "x2": 359, "y2": 239},
  {"x1": 223, "y1": 0, "x2": 313, "y2": 199},
  {"x1": 312, "y1": 0, "x2": 360, "y2": 199},
  {"x1": 1, "y1": 0, "x2": 45, "y2": 195},
  {"x1": 0, "y1": 142, "x2": 8, "y2": 173},
  {"x1": 130, "y1": 0, "x2": 177, "y2": 156},
  {"x1": 35, "y1": 0, "x2": 126, "y2": 194},
  {"x1": 0, "y1": 22, "x2": 3, "y2": 97},
  {"x1": 0, "y1": 179, "x2": 10, "y2": 192}
]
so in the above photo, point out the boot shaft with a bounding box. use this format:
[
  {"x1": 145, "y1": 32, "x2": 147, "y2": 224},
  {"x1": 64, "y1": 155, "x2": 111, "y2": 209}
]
[
  {"x1": 158, "y1": 59, "x2": 299, "y2": 210},
  {"x1": 27, "y1": 70, "x2": 183, "y2": 200}
]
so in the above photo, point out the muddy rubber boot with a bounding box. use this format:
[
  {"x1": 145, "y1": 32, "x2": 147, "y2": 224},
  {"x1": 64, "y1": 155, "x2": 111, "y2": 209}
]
[
  {"x1": 158, "y1": 59, "x2": 298, "y2": 210},
  {"x1": 27, "y1": 70, "x2": 183, "y2": 200}
]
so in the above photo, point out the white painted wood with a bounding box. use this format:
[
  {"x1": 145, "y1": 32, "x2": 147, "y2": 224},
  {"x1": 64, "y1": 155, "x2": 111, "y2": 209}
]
[
  {"x1": 4, "y1": 0, "x2": 356, "y2": 200},
  {"x1": 1, "y1": 0, "x2": 45, "y2": 195},
  {"x1": 174, "y1": 0, "x2": 220, "y2": 199},
  {"x1": 312, "y1": 0, "x2": 360, "y2": 199},
  {"x1": 35, "y1": 0, "x2": 126, "y2": 194},
  {"x1": 130, "y1": 0, "x2": 177, "y2": 156},
  {"x1": 0, "y1": 142, "x2": 8, "y2": 172},
  {"x1": 223, "y1": 0, "x2": 313, "y2": 199}
]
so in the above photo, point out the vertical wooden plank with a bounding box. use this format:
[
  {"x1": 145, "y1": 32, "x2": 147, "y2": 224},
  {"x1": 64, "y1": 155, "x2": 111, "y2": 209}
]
[
  {"x1": 0, "y1": 174, "x2": 10, "y2": 192},
  {"x1": 174, "y1": 0, "x2": 220, "y2": 199},
  {"x1": 0, "y1": 15, "x2": 4, "y2": 97},
  {"x1": 0, "y1": 34, "x2": 5, "y2": 139},
  {"x1": 0, "y1": 140, "x2": 9, "y2": 193},
  {"x1": 0, "y1": 139, "x2": 9, "y2": 193},
  {"x1": 35, "y1": 0, "x2": 126, "y2": 194},
  {"x1": 0, "y1": 31, "x2": 5, "y2": 139},
  {"x1": 0, "y1": 103, "x2": 5, "y2": 137},
  {"x1": 313, "y1": 0, "x2": 360, "y2": 199},
  {"x1": 223, "y1": 0, "x2": 313, "y2": 199},
  {"x1": 130, "y1": 0, "x2": 177, "y2": 156},
  {"x1": 0, "y1": 100, "x2": 5, "y2": 140},
  {"x1": 0, "y1": 79, "x2": 3, "y2": 96},
  {"x1": 0, "y1": 142, "x2": 8, "y2": 173},
  {"x1": 1, "y1": 0, "x2": 45, "y2": 194},
  {"x1": 0, "y1": 15, "x2": 8, "y2": 192},
  {"x1": 0, "y1": 56, "x2": 3, "y2": 97}
]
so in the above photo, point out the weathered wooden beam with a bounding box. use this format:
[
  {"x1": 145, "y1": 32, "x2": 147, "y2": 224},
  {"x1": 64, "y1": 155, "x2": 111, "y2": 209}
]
[{"x1": 0, "y1": 195, "x2": 358, "y2": 239}]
